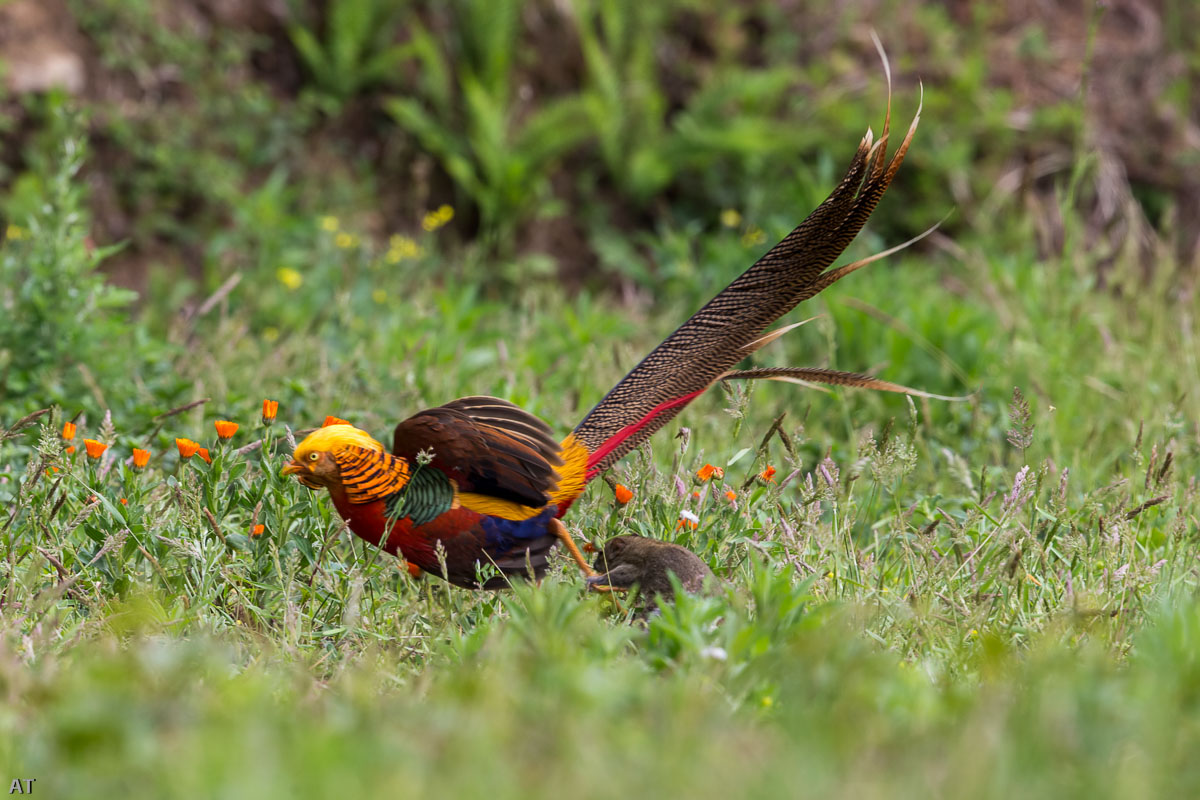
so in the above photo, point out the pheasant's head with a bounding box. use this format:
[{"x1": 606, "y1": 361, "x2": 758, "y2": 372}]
[
  {"x1": 283, "y1": 424, "x2": 410, "y2": 503},
  {"x1": 283, "y1": 424, "x2": 385, "y2": 491}
]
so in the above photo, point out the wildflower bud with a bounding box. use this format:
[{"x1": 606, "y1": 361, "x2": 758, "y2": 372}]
[
  {"x1": 83, "y1": 439, "x2": 107, "y2": 459},
  {"x1": 214, "y1": 420, "x2": 239, "y2": 440},
  {"x1": 132, "y1": 448, "x2": 150, "y2": 469},
  {"x1": 614, "y1": 484, "x2": 633, "y2": 504},
  {"x1": 262, "y1": 399, "x2": 279, "y2": 426}
]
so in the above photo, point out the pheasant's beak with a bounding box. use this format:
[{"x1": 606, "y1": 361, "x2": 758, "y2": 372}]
[{"x1": 283, "y1": 458, "x2": 323, "y2": 489}]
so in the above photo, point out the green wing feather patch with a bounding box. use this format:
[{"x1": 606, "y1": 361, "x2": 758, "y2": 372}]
[{"x1": 385, "y1": 466, "x2": 456, "y2": 526}]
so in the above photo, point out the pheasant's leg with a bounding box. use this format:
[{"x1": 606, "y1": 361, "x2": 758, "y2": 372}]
[
  {"x1": 551, "y1": 519, "x2": 598, "y2": 577},
  {"x1": 587, "y1": 584, "x2": 628, "y2": 594}
]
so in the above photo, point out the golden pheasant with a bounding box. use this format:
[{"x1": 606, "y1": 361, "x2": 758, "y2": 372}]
[{"x1": 284, "y1": 96, "x2": 936, "y2": 589}]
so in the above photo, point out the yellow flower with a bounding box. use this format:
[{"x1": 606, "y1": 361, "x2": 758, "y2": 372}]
[
  {"x1": 372, "y1": 289, "x2": 387, "y2": 304},
  {"x1": 277, "y1": 267, "x2": 303, "y2": 290},
  {"x1": 320, "y1": 216, "x2": 339, "y2": 232},
  {"x1": 335, "y1": 232, "x2": 358, "y2": 249},
  {"x1": 5, "y1": 224, "x2": 25, "y2": 240},
  {"x1": 719, "y1": 208, "x2": 742, "y2": 228},
  {"x1": 263, "y1": 327, "x2": 280, "y2": 342},
  {"x1": 387, "y1": 235, "x2": 423, "y2": 262},
  {"x1": 741, "y1": 226, "x2": 766, "y2": 247},
  {"x1": 421, "y1": 205, "x2": 454, "y2": 232}
]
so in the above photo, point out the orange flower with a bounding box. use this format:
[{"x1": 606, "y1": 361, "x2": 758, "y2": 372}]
[
  {"x1": 214, "y1": 420, "x2": 239, "y2": 440},
  {"x1": 198, "y1": 447, "x2": 212, "y2": 464},
  {"x1": 691, "y1": 490, "x2": 701, "y2": 499},
  {"x1": 725, "y1": 490, "x2": 737, "y2": 502},
  {"x1": 62, "y1": 421, "x2": 77, "y2": 440},
  {"x1": 176, "y1": 438, "x2": 200, "y2": 459},
  {"x1": 262, "y1": 398, "x2": 279, "y2": 425},
  {"x1": 323, "y1": 415, "x2": 350, "y2": 427},
  {"x1": 696, "y1": 463, "x2": 724, "y2": 482},
  {"x1": 132, "y1": 448, "x2": 150, "y2": 468},
  {"x1": 251, "y1": 524, "x2": 265, "y2": 537},
  {"x1": 759, "y1": 465, "x2": 777, "y2": 483},
  {"x1": 83, "y1": 439, "x2": 107, "y2": 459},
  {"x1": 614, "y1": 484, "x2": 634, "y2": 504},
  {"x1": 676, "y1": 510, "x2": 700, "y2": 530},
  {"x1": 120, "y1": 498, "x2": 128, "y2": 505},
  {"x1": 65, "y1": 445, "x2": 75, "y2": 455}
]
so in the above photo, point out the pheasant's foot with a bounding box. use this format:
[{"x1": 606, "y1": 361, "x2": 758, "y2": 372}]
[
  {"x1": 587, "y1": 584, "x2": 629, "y2": 594},
  {"x1": 585, "y1": 579, "x2": 629, "y2": 614}
]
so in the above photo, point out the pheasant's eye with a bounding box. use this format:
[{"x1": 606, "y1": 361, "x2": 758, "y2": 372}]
[{"x1": 308, "y1": 452, "x2": 320, "y2": 462}]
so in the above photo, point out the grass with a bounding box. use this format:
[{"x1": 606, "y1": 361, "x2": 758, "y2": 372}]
[
  {"x1": 2, "y1": 184, "x2": 1198, "y2": 796},
  {"x1": 1, "y1": 24, "x2": 1199, "y2": 792}
]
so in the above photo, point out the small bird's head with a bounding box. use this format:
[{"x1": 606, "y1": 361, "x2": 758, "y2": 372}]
[
  {"x1": 590, "y1": 534, "x2": 640, "y2": 573},
  {"x1": 283, "y1": 424, "x2": 385, "y2": 491}
]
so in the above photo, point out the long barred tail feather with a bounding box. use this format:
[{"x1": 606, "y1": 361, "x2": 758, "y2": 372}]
[
  {"x1": 573, "y1": 66, "x2": 925, "y2": 476},
  {"x1": 719, "y1": 367, "x2": 967, "y2": 403}
]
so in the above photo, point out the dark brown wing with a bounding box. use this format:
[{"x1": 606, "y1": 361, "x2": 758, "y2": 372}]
[{"x1": 392, "y1": 396, "x2": 561, "y2": 508}]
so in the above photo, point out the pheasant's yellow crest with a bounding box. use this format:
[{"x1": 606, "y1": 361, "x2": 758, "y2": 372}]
[
  {"x1": 293, "y1": 424, "x2": 384, "y2": 459},
  {"x1": 292, "y1": 425, "x2": 412, "y2": 503}
]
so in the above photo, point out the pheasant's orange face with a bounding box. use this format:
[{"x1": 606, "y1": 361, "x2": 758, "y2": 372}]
[{"x1": 282, "y1": 449, "x2": 339, "y2": 489}]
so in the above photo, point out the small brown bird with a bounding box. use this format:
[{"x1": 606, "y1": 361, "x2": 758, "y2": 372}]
[{"x1": 588, "y1": 534, "x2": 717, "y2": 609}]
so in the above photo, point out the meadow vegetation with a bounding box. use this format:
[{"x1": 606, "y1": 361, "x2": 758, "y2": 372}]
[{"x1": 1, "y1": 2, "x2": 1198, "y2": 797}]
